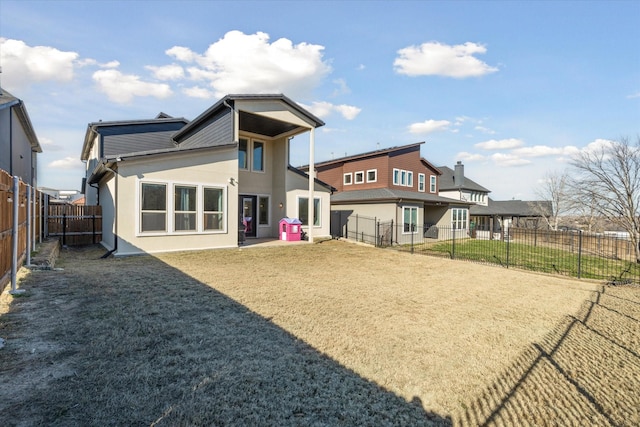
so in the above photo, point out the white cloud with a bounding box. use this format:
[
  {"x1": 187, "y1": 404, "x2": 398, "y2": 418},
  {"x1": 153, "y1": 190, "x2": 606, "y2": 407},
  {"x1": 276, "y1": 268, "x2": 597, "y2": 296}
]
[
  {"x1": 490, "y1": 153, "x2": 531, "y2": 166},
  {"x1": 92, "y1": 69, "x2": 173, "y2": 103},
  {"x1": 146, "y1": 64, "x2": 185, "y2": 80},
  {"x1": 627, "y1": 92, "x2": 640, "y2": 99},
  {"x1": 39, "y1": 137, "x2": 64, "y2": 152},
  {"x1": 408, "y1": 119, "x2": 451, "y2": 134},
  {"x1": 182, "y1": 86, "x2": 215, "y2": 99},
  {"x1": 512, "y1": 145, "x2": 580, "y2": 158},
  {"x1": 457, "y1": 151, "x2": 487, "y2": 162},
  {"x1": 475, "y1": 138, "x2": 524, "y2": 150},
  {"x1": 49, "y1": 156, "x2": 83, "y2": 170},
  {"x1": 166, "y1": 30, "x2": 331, "y2": 98},
  {"x1": 331, "y1": 78, "x2": 350, "y2": 96},
  {"x1": 301, "y1": 101, "x2": 361, "y2": 120},
  {"x1": 394, "y1": 41, "x2": 498, "y2": 78},
  {"x1": 474, "y1": 126, "x2": 496, "y2": 135},
  {"x1": 0, "y1": 38, "x2": 79, "y2": 90}
]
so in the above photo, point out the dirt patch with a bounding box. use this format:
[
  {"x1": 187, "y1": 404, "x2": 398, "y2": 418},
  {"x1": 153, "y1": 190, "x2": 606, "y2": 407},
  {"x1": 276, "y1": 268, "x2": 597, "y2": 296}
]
[{"x1": 0, "y1": 240, "x2": 637, "y2": 425}]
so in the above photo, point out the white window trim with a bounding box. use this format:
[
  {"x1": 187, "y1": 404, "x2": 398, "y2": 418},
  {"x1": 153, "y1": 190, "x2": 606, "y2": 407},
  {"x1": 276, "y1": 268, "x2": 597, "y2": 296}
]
[
  {"x1": 430, "y1": 175, "x2": 437, "y2": 193},
  {"x1": 343, "y1": 172, "x2": 353, "y2": 185},
  {"x1": 402, "y1": 206, "x2": 419, "y2": 235},
  {"x1": 257, "y1": 194, "x2": 271, "y2": 227},
  {"x1": 173, "y1": 184, "x2": 198, "y2": 233},
  {"x1": 296, "y1": 195, "x2": 322, "y2": 227},
  {"x1": 239, "y1": 136, "x2": 266, "y2": 173},
  {"x1": 366, "y1": 169, "x2": 377, "y2": 183},
  {"x1": 418, "y1": 173, "x2": 425, "y2": 192},
  {"x1": 354, "y1": 170, "x2": 365, "y2": 184},
  {"x1": 407, "y1": 171, "x2": 413, "y2": 187},
  {"x1": 393, "y1": 168, "x2": 400, "y2": 185},
  {"x1": 136, "y1": 179, "x2": 227, "y2": 236}
]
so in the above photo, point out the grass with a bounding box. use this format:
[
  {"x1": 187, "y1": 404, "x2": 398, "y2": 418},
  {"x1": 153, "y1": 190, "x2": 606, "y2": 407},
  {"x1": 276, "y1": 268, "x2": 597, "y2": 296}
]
[
  {"x1": 1, "y1": 240, "x2": 638, "y2": 426},
  {"x1": 419, "y1": 238, "x2": 640, "y2": 282}
]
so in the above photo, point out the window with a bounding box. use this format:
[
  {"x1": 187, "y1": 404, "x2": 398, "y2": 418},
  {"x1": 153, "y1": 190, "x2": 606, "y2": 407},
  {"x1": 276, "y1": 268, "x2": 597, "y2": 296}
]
[
  {"x1": 452, "y1": 208, "x2": 468, "y2": 230},
  {"x1": 203, "y1": 187, "x2": 224, "y2": 231},
  {"x1": 298, "y1": 197, "x2": 320, "y2": 226},
  {"x1": 430, "y1": 175, "x2": 437, "y2": 193},
  {"x1": 141, "y1": 183, "x2": 167, "y2": 232},
  {"x1": 238, "y1": 138, "x2": 248, "y2": 169},
  {"x1": 252, "y1": 140, "x2": 264, "y2": 172},
  {"x1": 258, "y1": 196, "x2": 269, "y2": 225},
  {"x1": 407, "y1": 171, "x2": 413, "y2": 187},
  {"x1": 344, "y1": 173, "x2": 352, "y2": 185},
  {"x1": 367, "y1": 169, "x2": 377, "y2": 183},
  {"x1": 393, "y1": 169, "x2": 400, "y2": 185},
  {"x1": 401, "y1": 170, "x2": 407, "y2": 186},
  {"x1": 418, "y1": 174, "x2": 425, "y2": 192},
  {"x1": 354, "y1": 171, "x2": 364, "y2": 184},
  {"x1": 403, "y1": 206, "x2": 418, "y2": 234},
  {"x1": 394, "y1": 168, "x2": 414, "y2": 187},
  {"x1": 140, "y1": 181, "x2": 226, "y2": 234},
  {"x1": 174, "y1": 185, "x2": 197, "y2": 231}
]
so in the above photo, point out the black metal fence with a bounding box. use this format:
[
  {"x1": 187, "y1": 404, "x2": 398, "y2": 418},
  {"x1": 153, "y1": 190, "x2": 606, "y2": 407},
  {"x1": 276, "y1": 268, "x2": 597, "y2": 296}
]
[{"x1": 332, "y1": 213, "x2": 640, "y2": 285}]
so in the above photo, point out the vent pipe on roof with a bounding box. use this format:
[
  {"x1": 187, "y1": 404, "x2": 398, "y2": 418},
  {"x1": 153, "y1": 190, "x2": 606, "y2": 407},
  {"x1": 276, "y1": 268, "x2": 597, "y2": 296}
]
[{"x1": 454, "y1": 161, "x2": 465, "y2": 188}]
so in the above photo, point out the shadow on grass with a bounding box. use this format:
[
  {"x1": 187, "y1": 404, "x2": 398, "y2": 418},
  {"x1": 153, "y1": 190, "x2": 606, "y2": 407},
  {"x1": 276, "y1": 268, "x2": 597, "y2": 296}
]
[
  {"x1": 0, "y1": 245, "x2": 450, "y2": 426},
  {"x1": 457, "y1": 284, "x2": 640, "y2": 426}
]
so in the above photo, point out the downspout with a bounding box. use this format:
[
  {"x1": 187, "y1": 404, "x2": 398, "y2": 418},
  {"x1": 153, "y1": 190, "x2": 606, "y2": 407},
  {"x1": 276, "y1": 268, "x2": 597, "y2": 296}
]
[{"x1": 100, "y1": 163, "x2": 118, "y2": 258}]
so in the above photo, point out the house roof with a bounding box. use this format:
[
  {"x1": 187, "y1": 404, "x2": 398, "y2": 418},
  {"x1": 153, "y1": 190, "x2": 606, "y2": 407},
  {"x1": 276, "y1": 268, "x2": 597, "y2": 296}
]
[
  {"x1": 0, "y1": 87, "x2": 42, "y2": 153},
  {"x1": 309, "y1": 142, "x2": 425, "y2": 169},
  {"x1": 80, "y1": 116, "x2": 190, "y2": 160},
  {"x1": 287, "y1": 165, "x2": 335, "y2": 192},
  {"x1": 172, "y1": 94, "x2": 325, "y2": 142},
  {"x1": 437, "y1": 165, "x2": 490, "y2": 193},
  {"x1": 331, "y1": 188, "x2": 471, "y2": 206},
  {"x1": 470, "y1": 199, "x2": 552, "y2": 217}
]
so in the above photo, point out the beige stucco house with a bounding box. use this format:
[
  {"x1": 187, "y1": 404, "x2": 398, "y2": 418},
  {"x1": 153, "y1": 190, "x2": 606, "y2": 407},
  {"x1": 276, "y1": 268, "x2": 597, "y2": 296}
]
[{"x1": 81, "y1": 94, "x2": 331, "y2": 256}]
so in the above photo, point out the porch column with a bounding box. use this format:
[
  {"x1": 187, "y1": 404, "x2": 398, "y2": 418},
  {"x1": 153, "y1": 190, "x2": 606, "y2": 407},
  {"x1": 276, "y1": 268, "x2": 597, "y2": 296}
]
[{"x1": 307, "y1": 127, "x2": 315, "y2": 243}]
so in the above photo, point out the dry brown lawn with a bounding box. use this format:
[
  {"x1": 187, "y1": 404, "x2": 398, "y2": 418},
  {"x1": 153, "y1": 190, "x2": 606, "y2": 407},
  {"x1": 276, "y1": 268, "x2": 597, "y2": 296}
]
[{"x1": 1, "y1": 239, "x2": 638, "y2": 426}]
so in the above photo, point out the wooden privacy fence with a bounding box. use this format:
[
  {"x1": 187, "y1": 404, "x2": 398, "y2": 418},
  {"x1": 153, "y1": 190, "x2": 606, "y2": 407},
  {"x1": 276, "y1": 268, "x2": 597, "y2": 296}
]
[
  {"x1": 48, "y1": 205, "x2": 102, "y2": 246},
  {"x1": 0, "y1": 169, "x2": 45, "y2": 289}
]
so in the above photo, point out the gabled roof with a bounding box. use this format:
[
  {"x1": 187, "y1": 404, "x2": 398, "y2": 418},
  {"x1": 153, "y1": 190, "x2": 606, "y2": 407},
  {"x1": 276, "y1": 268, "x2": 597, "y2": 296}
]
[
  {"x1": 80, "y1": 116, "x2": 189, "y2": 160},
  {"x1": 172, "y1": 94, "x2": 325, "y2": 142},
  {"x1": 438, "y1": 165, "x2": 490, "y2": 193},
  {"x1": 310, "y1": 142, "x2": 425, "y2": 169},
  {"x1": 470, "y1": 199, "x2": 552, "y2": 216},
  {"x1": 0, "y1": 87, "x2": 42, "y2": 153},
  {"x1": 331, "y1": 188, "x2": 471, "y2": 206}
]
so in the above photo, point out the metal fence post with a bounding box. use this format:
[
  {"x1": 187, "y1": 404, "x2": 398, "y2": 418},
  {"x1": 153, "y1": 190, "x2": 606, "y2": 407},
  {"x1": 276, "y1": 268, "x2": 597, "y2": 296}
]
[
  {"x1": 452, "y1": 226, "x2": 456, "y2": 259},
  {"x1": 92, "y1": 214, "x2": 96, "y2": 244},
  {"x1": 10, "y1": 176, "x2": 24, "y2": 295},
  {"x1": 506, "y1": 231, "x2": 510, "y2": 269},
  {"x1": 375, "y1": 217, "x2": 378, "y2": 247},
  {"x1": 62, "y1": 213, "x2": 67, "y2": 247},
  {"x1": 26, "y1": 184, "x2": 31, "y2": 266},
  {"x1": 355, "y1": 214, "x2": 359, "y2": 242},
  {"x1": 411, "y1": 224, "x2": 415, "y2": 254},
  {"x1": 391, "y1": 219, "x2": 394, "y2": 245},
  {"x1": 578, "y1": 230, "x2": 583, "y2": 279}
]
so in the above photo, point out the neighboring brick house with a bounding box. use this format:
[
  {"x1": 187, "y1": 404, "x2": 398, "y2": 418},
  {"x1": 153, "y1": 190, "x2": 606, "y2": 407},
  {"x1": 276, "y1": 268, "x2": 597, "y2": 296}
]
[{"x1": 302, "y1": 142, "x2": 471, "y2": 242}]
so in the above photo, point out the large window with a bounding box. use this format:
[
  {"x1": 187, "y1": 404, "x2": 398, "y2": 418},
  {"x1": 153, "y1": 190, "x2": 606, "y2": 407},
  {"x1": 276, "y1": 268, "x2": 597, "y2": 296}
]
[
  {"x1": 403, "y1": 206, "x2": 418, "y2": 233},
  {"x1": 252, "y1": 140, "x2": 264, "y2": 172},
  {"x1": 367, "y1": 169, "x2": 377, "y2": 183},
  {"x1": 203, "y1": 187, "x2": 224, "y2": 231},
  {"x1": 452, "y1": 208, "x2": 468, "y2": 230},
  {"x1": 141, "y1": 183, "x2": 167, "y2": 232},
  {"x1": 238, "y1": 138, "x2": 248, "y2": 169},
  {"x1": 393, "y1": 168, "x2": 414, "y2": 187},
  {"x1": 140, "y1": 181, "x2": 225, "y2": 234},
  {"x1": 258, "y1": 196, "x2": 269, "y2": 225},
  {"x1": 298, "y1": 197, "x2": 320, "y2": 226},
  {"x1": 418, "y1": 173, "x2": 425, "y2": 192},
  {"x1": 354, "y1": 171, "x2": 364, "y2": 184},
  {"x1": 174, "y1": 185, "x2": 197, "y2": 231},
  {"x1": 430, "y1": 175, "x2": 437, "y2": 193},
  {"x1": 344, "y1": 173, "x2": 352, "y2": 185}
]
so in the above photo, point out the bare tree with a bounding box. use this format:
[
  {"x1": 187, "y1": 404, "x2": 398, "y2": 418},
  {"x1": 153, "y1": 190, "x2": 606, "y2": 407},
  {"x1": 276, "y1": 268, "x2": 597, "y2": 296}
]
[
  {"x1": 533, "y1": 170, "x2": 571, "y2": 230},
  {"x1": 571, "y1": 136, "x2": 640, "y2": 262}
]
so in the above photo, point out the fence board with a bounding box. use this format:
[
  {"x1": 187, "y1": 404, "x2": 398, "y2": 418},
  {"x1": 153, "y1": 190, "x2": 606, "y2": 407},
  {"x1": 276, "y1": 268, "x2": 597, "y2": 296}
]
[{"x1": 47, "y1": 205, "x2": 102, "y2": 246}]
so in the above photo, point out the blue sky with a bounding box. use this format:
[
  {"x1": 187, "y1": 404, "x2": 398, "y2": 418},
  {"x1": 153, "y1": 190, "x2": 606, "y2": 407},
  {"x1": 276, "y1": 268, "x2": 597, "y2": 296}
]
[{"x1": 1, "y1": 0, "x2": 638, "y2": 200}]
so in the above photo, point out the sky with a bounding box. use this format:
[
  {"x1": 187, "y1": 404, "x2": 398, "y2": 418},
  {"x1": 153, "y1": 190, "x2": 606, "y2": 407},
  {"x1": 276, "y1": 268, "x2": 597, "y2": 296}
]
[{"x1": 1, "y1": 0, "x2": 638, "y2": 200}]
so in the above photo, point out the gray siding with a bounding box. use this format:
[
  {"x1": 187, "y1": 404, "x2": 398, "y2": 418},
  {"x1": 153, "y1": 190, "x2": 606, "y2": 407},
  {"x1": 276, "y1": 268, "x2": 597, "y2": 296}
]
[
  {"x1": 103, "y1": 130, "x2": 177, "y2": 157},
  {"x1": 0, "y1": 107, "x2": 36, "y2": 185},
  {"x1": 178, "y1": 109, "x2": 233, "y2": 149}
]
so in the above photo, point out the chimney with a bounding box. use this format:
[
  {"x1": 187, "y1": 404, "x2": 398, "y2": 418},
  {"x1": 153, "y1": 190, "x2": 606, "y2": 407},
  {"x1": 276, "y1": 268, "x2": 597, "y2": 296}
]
[{"x1": 454, "y1": 161, "x2": 465, "y2": 188}]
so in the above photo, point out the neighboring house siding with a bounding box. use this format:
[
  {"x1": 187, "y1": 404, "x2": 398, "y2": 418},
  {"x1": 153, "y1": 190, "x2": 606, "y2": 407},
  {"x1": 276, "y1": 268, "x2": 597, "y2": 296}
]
[
  {"x1": 317, "y1": 165, "x2": 345, "y2": 192},
  {"x1": 388, "y1": 148, "x2": 424, "y2": 191},
  {"x1": 178, "y1": 109, "x2": 233, "y2": 149},
  {"x1": 0, "y1": 107, "x2": 36, "y2": 184},
  {"x1": 0, "y1": 107, "x2": 10, "y2": 173},
  {"x1": 342, "y1": 155, "x2": 388, "y2": 191}
]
